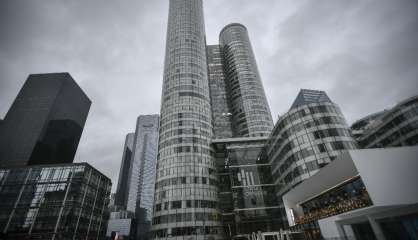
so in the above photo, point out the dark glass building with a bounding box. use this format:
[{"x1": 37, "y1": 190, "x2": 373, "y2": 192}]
[
  {"x1": 351, "y1": 95, "x2": 418, "y2": 148},
  {"x1": 115, "y1": 133, "x2": 135, "y2": 208},
  {"x1": 0, "y1": 162, "x2": 111, "y2": 240},
  {"x1": 212, "y1": 137, "x2": 284, "y2": 239},
  {"x1": 0, "y1": 73, "x2": 91, "y2": 167}
]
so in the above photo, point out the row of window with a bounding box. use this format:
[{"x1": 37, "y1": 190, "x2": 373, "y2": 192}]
[
  {"x1": 155, "y1": 176, "x2": 218, "y2": 188},
  {"x1": 270, "y1": 127, "x2": 351, "y2": 170},
  {"x1": 154, "y1": 186, "x2": 218, "y2": 201},
  {"x1": 151, "y1": 226, "x2": 222, "y2": 238},
  {"x1": 271, "y1": 104, "x2": 342, "y2": 139},
  {"x1": 273, "y1": 140, "x2": 356, "y2": 176},
  {"x1": 359, "y1": 105, "x2": 418, "y2": 147},
  {"x1": 154, "y1": 200, "x2": 218, "y2": 212},
  {"x1": 161, "y1": 112, "x2": 209, "y2": 125},
  {"x1": 159, "y1": 137, "x2": 208, "y2": 150}
]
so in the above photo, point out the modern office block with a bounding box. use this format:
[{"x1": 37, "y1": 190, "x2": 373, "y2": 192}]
[
  {"x1": 152, "y1": 0, "x2": 224, "y2": 239},
  {"x1": 207, "y1": 45, "x2": 233, "y2": 139},
  {"x1": 290, "y1": 89, "x2": 333, "y2": 109},
  {"x1": 0, "y1": 162, "x2": 111, "y2": 240},
  {"x1": 123, "y1": 115, "x2": 159, "y2": 240},
  {"x1": 283, "y1": 147, "x2": 418, "y2": 240},
  {"x1": 263, "y1": 89, "x2": 357, "y2": 229},
  {"x1": 212, "y1": 137, "x2": 284, "y2": 239},
  {"x1": 266, "y1": 89, "x2": 357, "y2": 198},
  {"x1": 115, "y1": 133, "x2": 135, "y2": 208},
  {"x1": 220, "y1": 23, "x2": 274, "y2": 137},
  {"x1": 351, "y1": 95, "x2": 418, "y2": 148},
  {"x1": 0, "y1": 73, "x2": 91, "y2": 167}
]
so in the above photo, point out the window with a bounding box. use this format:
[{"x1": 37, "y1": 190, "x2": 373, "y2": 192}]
[
  {"x1": 155, "y1": 204, "x2": 161, "y2": 212},
  {"x1": 171, "y1": 201, "x2": 182, "y2": 209}
]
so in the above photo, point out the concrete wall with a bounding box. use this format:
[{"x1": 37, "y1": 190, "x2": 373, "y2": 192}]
[{"x1": 351, "y1": 146, "x2": 418, "y2": 206}]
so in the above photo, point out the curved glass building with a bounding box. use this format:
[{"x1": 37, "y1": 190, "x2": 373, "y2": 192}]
[
  {"x1": 219, "y1": 23, "x2": 274, "y2": 137},
  {"x1": 352, "y1": 95, "x2": 418, "y2": 148},
  {"x1": 152, "y1": 0, "x2": 223, "y2": 239},
  {"x1": 266, "y1": 90, "x2": 357, "y2": 197}
]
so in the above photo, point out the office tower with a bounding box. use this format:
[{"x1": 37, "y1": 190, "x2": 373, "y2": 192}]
[
  {"x1": 207, "y1": 45, "x2": 233, "y2": 139},
  {"x1": 351, "y1": 95, "x2": 418, "y2": 148},
  {"x1": 0, "y1": 163, "x2": 111, "y2": 240},
  {"x1": 115, "y1": 133, "x2": 135, "y2": 208},
  {"x1": 152, "y1": 0, "x2": 224, "y2": 239},
  {"x1": 0, "y1": 73, "x2": 91, "y2": 167},
  {"x1": 127, "y1": 115, "x2": 159, "y2": 240},
  {"x1": 212, "y1": 137, "x2": 284, "y2": 238},
  {"x1": 220, "y1": 23, "x2": 274, "y2": 137},
  {"x1": 265, "y1": 89, "x2": 357, "y2": 223}
]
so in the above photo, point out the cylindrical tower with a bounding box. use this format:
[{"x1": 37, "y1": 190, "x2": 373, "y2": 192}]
[
  {"x1": 220, "y1": 23, "x2": 274, "y2": 137},
  {"x1": 152, "y1": 0, "x2": 223, "y2": 239}
]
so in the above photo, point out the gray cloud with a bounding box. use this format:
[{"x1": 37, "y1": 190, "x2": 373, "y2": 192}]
[{"x1": 1, "y1": 0, "x2": 417, "y2": 191}]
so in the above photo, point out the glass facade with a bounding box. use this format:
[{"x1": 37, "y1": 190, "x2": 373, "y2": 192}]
[
  {"x1": 265, "y1": 90, "x2": 357, "y2": 224},
  {"x1": 0, "y1": 163, "x2": 111, "y2": 240},
  {"x1": 0, "y1": 73, "x2": 91, "y2": 168},
  {"x1": 351, "y1": 95, "x2": 418, "y2": 148},
  {"x1": 207, "y1": 45, "x2": 233, "y2": 139},
  {"x1": 213, "y1": 138, "x2": 284, "y2": 239},
  {"x1": 152, "y1": 0, "x2": 223, "y2": 239},
  {"x1": 115, "y1": 132, "x2": 135, "y2": 208},
  {"x1": 219, "y1": 24, "x2": 274, "y2": 137},
  {"x1": 129, "y1": 115, "x2": 159, "y2": 240}
]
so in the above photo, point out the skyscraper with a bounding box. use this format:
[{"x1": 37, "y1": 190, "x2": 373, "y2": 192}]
[
  {"x1": 128, "y1": 115, "x2": 159, "y2": 240},
  {"x1": 219, "y1": 23, "x2": 274, "y2": 137},
  {"x1": 207, "y1": 45, "x2": 233, "y2": 139},
  {"x1": 115, "y1": 132, "x2": 135, "y2": 208},
  {"x1": 152, "y1": 0, "x2": 224, "y2": 239},
  {"x1": 0, "y1": 73, "x2": 91, "y2": 167}
]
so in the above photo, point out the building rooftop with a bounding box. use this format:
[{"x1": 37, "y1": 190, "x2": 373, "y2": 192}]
[{"x1": 290, "y1": 89, "x2": 332, "y2": 110}]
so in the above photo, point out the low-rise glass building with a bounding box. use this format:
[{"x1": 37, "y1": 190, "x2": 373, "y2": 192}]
[
  {"x1": 212, "y1": 137, "x2": 284, "y2": 239},
  {"x1": 266, "y1": 90, "x2": 357, "y2": 198},
  {"x1": 0, "y1": 162, "x2": 111, "y2": 240}
]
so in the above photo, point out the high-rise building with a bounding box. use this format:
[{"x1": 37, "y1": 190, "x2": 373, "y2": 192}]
[
  {"x1": 351, "y1": 95, "x2": 418, "y2": 148},
  {"x1": 0, "y1": 73, "x2": 91, "y2": 167},
  {"x1": 265, "y1": 89, "x2": 357, "y2": 224},
  {"x1": 207, "y1": 45, "x2": 233, "y2": 139},
  {"x1": 115, "y1": 133, "x2": 135, "y2": 208},
  {"x1": 152, "y1": 0, "x2": 278, "y2": 239},
  {"x1": 152, "y1": 0, "x2": 223, "y2": 239},
  {"x1": 0, "y1": 162, "x2": 111, "y2": 240},
  {"x1": 129, "y1": 115, "x2": 159, "y2": 240},
  {"x1": 110, "y1": 115, "x2": 159, "y2": 240},
  {"x1": 219, "y1": 24, "x2": 274, "y2": 137}
]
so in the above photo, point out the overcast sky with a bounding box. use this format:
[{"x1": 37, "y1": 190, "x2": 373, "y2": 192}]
[{"x1": 1, "y1": 0, "x2": 417, "y2": 191}]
